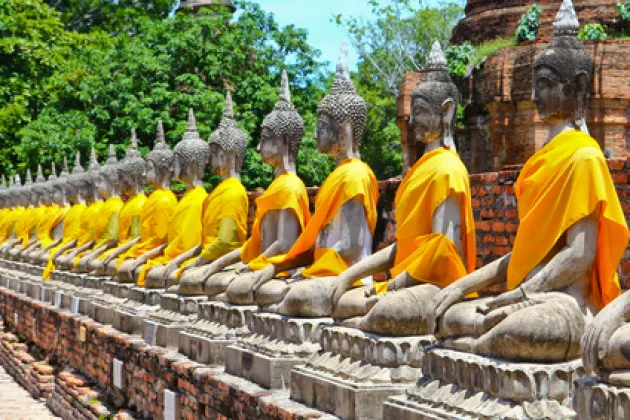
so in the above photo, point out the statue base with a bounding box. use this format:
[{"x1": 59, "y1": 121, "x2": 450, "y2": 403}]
[
  {"x1": 140, "y1": 294, "x2": 206, "y2": 349},
  {"x1": 110, "y1": 288, "x2": 164, "y2": 335},
  {"x1": 290, "y1": 326, "x2": 433, "y2": 420},
  {"x1": 225, "y1": 313, "x2": 333, "y2": 390},
  {"x1": 383, "y1": 347, "x2": 582, "y2": 419},
  {"x1": 102, "y1": 281, "x2": 135, "y2": 298},
  {"x1": 178, "y1": 301, "x2": 256, "y2": 365},
  {"x1": 574, "y1": 375, "x2": 630, "y2": 419}
]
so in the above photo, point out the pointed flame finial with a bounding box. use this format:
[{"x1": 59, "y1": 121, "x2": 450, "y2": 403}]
[
  {"x1": 156, "y1": 120, "x2": 166, "y2": 144},
  {"x1": 427, "y1": 40, "x2": 447, "y2": 69},
  {"x1": 88, "y1": 147, "x2": 100, "y2": 172},
  {"x1": 224, "y1": 91, "x2": 234, "y2": 119},
  {"x1": 106, "y1": 144, "x2": 117, "y2": 164},
  {"x1": 187, "y1": 108, "x2": 197, "y2": 131},
  {"x1": 13, "y1": 175, "x2": 20, "y2": 187},
  {"x1": 131, "y1": 128, "x2": 138, "y2": 150},
  {"x1": 62, "y1": 156, "x2": 69, "y2": 177},
  {"x1": 336, "y1": 41, "x2": 350, "y2": 80},
  {"x1": 25, "y1": 168, "x2": 33, "y2": 185},
  {"x1": 1, "y1": 175, "x2": 6, "y2": 189},
  {"x1": 50, "y1": 162, "x2": 58, "y2": 180},
  {"x1": 36, "y1": 164, "x2": 45, "y2": 183},
  {"x1": 279, "y1": 70, "x2": 291, "y2": 103},
  {"x1": 554, "y1": 0, "x2": 580, "y2": 35}
]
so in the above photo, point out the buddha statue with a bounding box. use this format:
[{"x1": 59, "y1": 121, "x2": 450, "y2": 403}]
[
  {"x1": 115, "y1": 121, "x2": 177, "y2": 283},
  {"x1": 88, "y1": 130, "x2": 148, "y2": 275},
  {"x1": 29, "y1": 159, "x2": 70, "y2": 264},
  {"x1": 134, "y1": 109, "x2": 209, "y2": 288},
  {"x1": 322, "y1": 41, "x2": 476, "y2": 331},
  {"x1": 23, "y1": 162, "x2": 69, "y2": 263},
  {"x1": 7, "y1": 168, "x2": 43, "y2": 259},
  {"x1": 428, "y1": 0, "x2": 629, "y2": 363},
  {"x1": 234, "y1": 43, "x2": 379, "y2": 312},
  {"x1": 54, "y1": 148, "x2": 104, "y2": 271},
  {"x1": 167, "y1": 91, "x2": 250, "y2": 293},
  {"x1": 177, "y1": 71, "x2": 310, "y2": 297},
  {"x1": 73, "y1": 145, "x2": 125, "y2": 272},
  {"x1": 42, "y1": 153, "x2": 89, "y2": 278},
  {"x1": 0, "y1": 176, "x2": 25, "y2": 252}
]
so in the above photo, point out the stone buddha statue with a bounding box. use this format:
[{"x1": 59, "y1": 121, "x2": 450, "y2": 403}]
[
  {"x1": 23, "y1": 162, "x2": 69, "y2": 263},
  {"x1": 89, "y1": 130, "x2": 148, "y2": 275},
  {"x1": 8, "y1": 167, "x2": 45, "y2": 259},
  {"x1": 135, "y1": 109, "x2": 209, "y2": 288},
  {"x1": 177, "y1": 71, "x2": 309, "y2": 297},
  {"x1": 42, "y1": 154, "x2": 89, "y2": 279},
  {"x1": 233, "y1": 43, "x2": 379, "y2": 313},
  {"x1": 320, "y1": 41, "x2": 476, "y2": 331},
  {"x1": 428, "y1": 0, "x2": 629, "y2": 362},
  {"x1": 115, "y1": 121, "x2": 178, "y2": 283},
  {"x1": 0, "y1": 176, "x2": 25, "y2": 253},
  {"x1": 74, "y1": 145, "x2": 125, "y2": 272},
  {"x1": 54, "y1": 147, "x2": 104, "y2": 271},
  {"x1": 167, "y1": 91, "x2": 250, "y2": 293}
]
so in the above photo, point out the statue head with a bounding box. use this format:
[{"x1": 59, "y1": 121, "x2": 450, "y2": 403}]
[
  {"x1": 532, "y1": 0, "x2": 593, "y2": 133},
  {"x1": 208, "y1": 92, "x2": 247, "y2": 177},
  {"x1": 410, "y1": 41, "x2": 459, "y2": 152},
  {"x1": 31, "y1": 164, "x2": 49, "y2": 205},
  {"x1": 315, "y1": 42, "x2": 366, "y2": 158},
  {"x1": 118, "y1": 129, "x2": 146, "y2": 195},
  {"x1": 50, "y1": 158, "x2": 69, "y2": 205},
  {"x1": 67, "y1": 152, "x2": 86, "y2": 203},
  {"x1": 146, "y1": 120, "x2": 173, "y2": 189},
  {"x1": 173, "y1": 109, "x2": 210, "y2": 187},
  {"x1": 259, "y1": 70, "x2": 305, "y2": 170},
  {"x1": 82, "y1": 147, "x2": 101, "y2": 202},
  {"x1": 42, "y1": 163, "x2": 59, "y2": 205},
  {"x1": 98, "y1": 145, "x2": 119, "y2": 199}
]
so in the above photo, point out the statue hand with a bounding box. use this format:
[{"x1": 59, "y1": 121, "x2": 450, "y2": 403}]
[
  {"x1": 251, "y1": 265, "x2": 276, "y2": 294},
  {"x1": 484, "y1": 288, "x2": 526, "y2": 312},
  {"x1": 329, "y1": 274, "x2": 354, "y2": 310},
  {"x1": 162, "y1": 261, "x2": 179, "y2": 282},
  {"x1": 582, "y1": 293, "x2": 630, "y2": 373},
  {"x1": 237, "y1": 266, "x2": 252, "y2": 275},
  {"x1": 428, "y1": 285, "x2": 465, "y2": 335}
]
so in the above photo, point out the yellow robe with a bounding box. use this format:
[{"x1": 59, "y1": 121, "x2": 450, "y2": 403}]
[
  {"x1": 250, "y1": 158, "x2": 379, "y2": 280},
  {"x1": 115, "y1": 189, "x2": 177, "y2": 269},
  {"x1": 0, "y1": 207, "x2": 24, "y2": 244},
  {"x1": 508, "y1": 130, "x2": 629, "y2": 310},
  {"x1": 0, "y1": 208, "x2": 12, "y2": 242},
  {"x1": 15, "y1": 207, "x2": 40, "y2": 245},
  {"x1": 137, "y1": 186, "x2": 207, "y2": 286},
  {"x1": 42, "y1": 203, "x2": 87, "y2": 280},
  {"x1": 244, "y1": 172, "x2": 311, "y2": 267},
  {"x1": 72, "y1": 197, "x2": 123, "y2": 268},
  {"x1": 36, "y1": 205, "x2": 70, "y2": 248},
  {"x1": 380, "y1": 147, "x2": 476, "y2": 294},
  {"x1": 97, "y1": 193, "x2": 147, "y2": 261}
]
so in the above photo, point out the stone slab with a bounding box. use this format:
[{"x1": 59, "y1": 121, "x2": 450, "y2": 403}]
[{"x1": 574, "y1": 376, "x2": 630, "y2": 420}]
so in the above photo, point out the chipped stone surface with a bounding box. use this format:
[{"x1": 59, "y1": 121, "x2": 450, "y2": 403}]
[{"x1": 574, "y1": 376, "x2": 630, "y2": 420}]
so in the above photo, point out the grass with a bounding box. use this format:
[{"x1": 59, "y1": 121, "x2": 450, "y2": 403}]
[{"x1": 473, "y1": 38, "x2": 517, "y2": 65}]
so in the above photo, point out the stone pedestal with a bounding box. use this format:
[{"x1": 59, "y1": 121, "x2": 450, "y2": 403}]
[
  {"x1": 383, "y1": 347, "x2": 582, "y2": 419},
  {"x1": 226, "y1": 313, "x2": 333, "y2": 390},
  {"x1": 110, "y1": 288, "x2": 164, "y2": 334},
  {"x1": 290, "y1": 326, "x2": 433, "y2": 420},
  {"x1": 574, "y1": 375, "x2": 630, "y2": 419},
  {"x1": 179, "y1": 301, "x2": 256, "y2": 366},
  {"x1": 102, "y1": 281, "x2": 135, "y2": 298},
  {"x1": 140, "y1": 294, "x2": 206, "y2": 349}
]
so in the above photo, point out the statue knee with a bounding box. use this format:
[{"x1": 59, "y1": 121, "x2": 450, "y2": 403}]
[
  {"x1": 205, "y1": 271, "x2": 237, "y2": 296},
  {"x1": 254, "y1": 280, "x2": 288, "y2": 308},
  {"x1": 225, "y1": 273, "x2": 257, "y2": 304},
  {"x1": 602, "y1": 324, "x2": 630, "y2": 370},
  {"x1": 145, "y1": 266, "x2": 166, "y2": 288}
]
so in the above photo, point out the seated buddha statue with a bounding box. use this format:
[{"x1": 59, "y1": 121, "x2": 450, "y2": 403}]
[
  {"x1": 73, "y1": 145, "x2": 125, "y2": 272},
  {"x1": 24, "y1": 162, "x2": 70, "y2": 263},
  {"x1": 428, "y1": 0, "x2": 630, "y2": 363},
  {"x1": 114, "y1": 121, "x2": 177, "y2": 282},
  {"x1": 54, "y1": 148, "x2": 106, "y2": 271},
  {"x1": 324, "y1": 41, "x2": 476, "y2": 331},
  {"x1": 0, "y1": 176, "x2": 25, "y2": 253},
  {"x1": 41, "y1": 153, "x2": 89, "y2": 278},
  {"x1": 163, "y1": 92, "x2": 250, "y2": 292},
  {"x1": 88, "y1": 130, "x2": 148, "y2": 275},
  {"x1": 231, "y1": 43, "x2": 379, "y2": 312},
  {"x1": 133, "y1": 109, "x2": 209, "y2": 288},
  {"x1": 6, "y1": 169, "x2": 42, "y2": 259},
  {"x1": 177, "y1": 77, "x2": 310, "y2": 296}
]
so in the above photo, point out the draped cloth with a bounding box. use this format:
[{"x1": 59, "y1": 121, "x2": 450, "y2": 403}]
[
  {"x1": 16, "y1": 207, "x2": 43, "y2": 245},
  {"x1": 97, "y1": 193, "x2": 147, "y2": 261},
  {"x1": 175, "y1": 178, "x2": 249, "y2": 278},
  {"x1": 376, "y1": 147, "x2": 476, "y2": 294},
  {"x1": 0, "y1": 207, "x2": 23, "y2": 243},
  {"x1": 137, "y1": 186, "x2": 207, "y2": 287},
  {"x1": 72, "y1": 196, "x2": 124, "y2": 268},
  {"x1": 243, "y1": 172, "x2": 310, "y2": 268},
  {"x1": 115, "y1": 189, "x2": 177, "y2": 269},
  {"x1": 42, "y1": 203, "x2": 86, "y2": 280},
  {"x1": 249, "y1": 158, "x2": 379, "y2": 280},
  {"x1": 508, "y1": 130, "x2": 629, "y2": 310},
  {"x1": 37, "y1": 204, "x2": 70, "y2": 248}
]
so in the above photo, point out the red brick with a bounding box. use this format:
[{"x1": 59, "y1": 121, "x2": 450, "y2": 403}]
[{"x1": 492, "y1": 222, "x2": 505, "y2": 233}]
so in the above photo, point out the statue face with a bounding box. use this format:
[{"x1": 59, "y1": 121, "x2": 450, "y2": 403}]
[
  {"x1": 97, "y1": 174, "x2": 111, "y2": 199},
  {"x1": 259, "y1": 127, "x2": 283, "y2": 167},
  {"x1": 145, "y1": 161, "x2": 159, "y2": 187},
  {"x1": 315, "y1": 112, "x2": 341, "y2": 156},
  {"x1": 209, "y1": 143, "x2": 229, "y2": 176},
  {"x1": 173, "y1": 154, "x2": 197, "y2": 186},
  {"x1": 411, "y1": 97, "x2": 442, "y2": 144},
  {"x1": 533, "y1": 66, "x2": 575, "y2": 123},
  {"x1": 52, "y1": 187, "x2": 64, "y2": 204}
]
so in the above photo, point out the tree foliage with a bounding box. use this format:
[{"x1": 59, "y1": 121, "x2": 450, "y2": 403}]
[
  {"x1": 515, "y1": 3, "x2": 542, "y2": 43},
  {"x1": 1, "y1": 0, "x2": 333, "y2": 190}
]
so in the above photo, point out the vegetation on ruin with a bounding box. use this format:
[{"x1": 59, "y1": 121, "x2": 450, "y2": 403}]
[
  {"x1": 617, "y1": 0, "x2": 630, "y2": 21},
  {"x1": 515, "y1": 3, "x2": 542, "y2": 43},
  {"x1": 579, "y1": 23, "x2": 609, "y2": 41}
]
